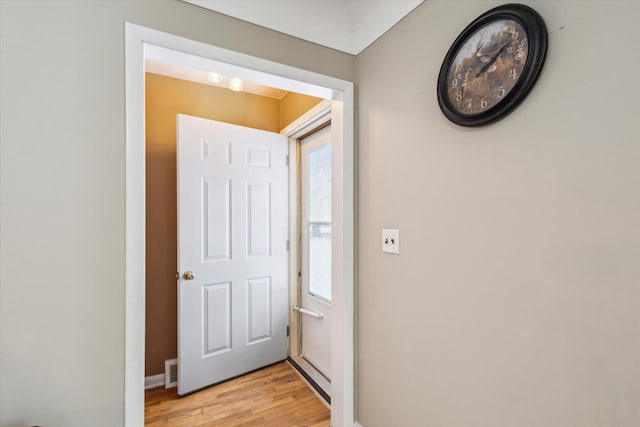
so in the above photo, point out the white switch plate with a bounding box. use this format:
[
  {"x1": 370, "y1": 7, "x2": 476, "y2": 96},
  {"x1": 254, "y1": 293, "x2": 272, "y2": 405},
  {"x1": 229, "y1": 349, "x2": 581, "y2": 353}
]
[{"x1": 382, "y1": 229, "x2": 400, "y2": 254}]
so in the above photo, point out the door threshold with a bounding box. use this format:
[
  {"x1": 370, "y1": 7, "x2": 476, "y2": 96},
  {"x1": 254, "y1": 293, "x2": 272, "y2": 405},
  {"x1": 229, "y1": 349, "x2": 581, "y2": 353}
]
[{"x1": 287, "y1": 356, "x2": 330, "y2": 405}]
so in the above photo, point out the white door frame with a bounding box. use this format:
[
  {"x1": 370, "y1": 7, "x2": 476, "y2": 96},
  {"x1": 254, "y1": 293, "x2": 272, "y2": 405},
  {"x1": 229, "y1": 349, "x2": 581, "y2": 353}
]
[{"x1": 124, "y1": 23, "x2": 355, "y2": 427}]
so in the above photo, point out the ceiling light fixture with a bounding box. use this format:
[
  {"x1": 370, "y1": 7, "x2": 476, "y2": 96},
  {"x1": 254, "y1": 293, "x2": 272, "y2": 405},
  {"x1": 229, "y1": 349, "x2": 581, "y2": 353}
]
[
  {"x1": 229, "y1": 78, "x2": 243, "y2": 92},
  {"x1": 207, "y1": 72, "x2": 223, "y2": 84}
]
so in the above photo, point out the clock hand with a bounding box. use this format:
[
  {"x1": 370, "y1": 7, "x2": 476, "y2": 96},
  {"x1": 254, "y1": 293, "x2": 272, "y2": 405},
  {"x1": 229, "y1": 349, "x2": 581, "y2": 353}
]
[{"x1": 475, "y1": 38, "x2": 514, "y2": 78}]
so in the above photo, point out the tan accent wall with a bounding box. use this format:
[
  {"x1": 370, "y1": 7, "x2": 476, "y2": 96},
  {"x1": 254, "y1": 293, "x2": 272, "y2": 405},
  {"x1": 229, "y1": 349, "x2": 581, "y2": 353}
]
[
  {"x1": 279, "y1": 91, "x2": 323, "y2": 130},
  {"x1": 145, "y1": 73, "x2": 323, "y2": 376}
]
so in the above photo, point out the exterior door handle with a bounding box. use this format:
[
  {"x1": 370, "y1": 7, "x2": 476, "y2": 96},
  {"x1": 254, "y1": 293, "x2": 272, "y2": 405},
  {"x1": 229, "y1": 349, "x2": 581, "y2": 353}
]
[
  {"x1": 183, "y1": 271, "x2": 195, "y2": 280},
  {"x1": 293, "y1": 305, "x2": 323, "y2": 319}
]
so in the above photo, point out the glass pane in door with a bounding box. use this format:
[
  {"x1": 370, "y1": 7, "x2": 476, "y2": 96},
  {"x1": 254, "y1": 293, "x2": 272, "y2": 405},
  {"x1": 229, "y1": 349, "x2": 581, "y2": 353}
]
[{"x1": 307, "y1": 144, "x2": 331, "y2": 301}]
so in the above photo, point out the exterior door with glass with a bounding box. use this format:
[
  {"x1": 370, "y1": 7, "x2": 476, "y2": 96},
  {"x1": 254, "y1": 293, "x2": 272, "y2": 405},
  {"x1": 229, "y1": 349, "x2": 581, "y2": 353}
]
[{"x1": 298, "y1": 125, "x2": 332, "y2": 388}]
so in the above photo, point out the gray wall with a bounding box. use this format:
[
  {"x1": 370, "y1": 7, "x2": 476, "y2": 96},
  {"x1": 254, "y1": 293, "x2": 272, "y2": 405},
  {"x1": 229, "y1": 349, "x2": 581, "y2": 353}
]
[
  {"x1": 0, "y1": 1, "x2": 353, "y2": 426},
  {"x1": 356, "y1": 1, "x2": 640, "y2": 426}
]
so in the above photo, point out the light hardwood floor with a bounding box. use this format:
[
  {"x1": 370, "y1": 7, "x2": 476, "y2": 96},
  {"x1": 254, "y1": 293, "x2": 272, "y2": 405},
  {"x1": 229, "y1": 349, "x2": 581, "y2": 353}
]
[{"x1": 145, "y1": 361, "x2": 330, "y2": 426}]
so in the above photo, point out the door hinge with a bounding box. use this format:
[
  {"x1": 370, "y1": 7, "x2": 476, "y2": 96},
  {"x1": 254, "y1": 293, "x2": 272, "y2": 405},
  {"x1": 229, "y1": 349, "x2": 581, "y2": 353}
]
[
  {"x1": 286, "y1": 325, "x2": 290, "y2": 337},
  {"x1": 286, "y1": 154, "x2": 289, "y2": 166},
  {"x1": 286, "y1": 240, "x2": 290, "y2": 251}
]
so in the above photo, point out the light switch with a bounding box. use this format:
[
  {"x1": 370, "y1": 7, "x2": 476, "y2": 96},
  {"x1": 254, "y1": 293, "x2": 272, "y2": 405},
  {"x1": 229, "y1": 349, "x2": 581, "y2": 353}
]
[{"x1": 382, "y1": 229, "x2": 400, "y2": 254}]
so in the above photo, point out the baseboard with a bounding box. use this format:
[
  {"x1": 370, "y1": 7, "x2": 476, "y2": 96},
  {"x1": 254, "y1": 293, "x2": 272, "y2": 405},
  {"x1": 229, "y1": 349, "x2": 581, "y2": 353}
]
[
  {"x1": 354, "y1": 422, "x2": 363, "y2": 427},
  {"x1": 144, "y1": 373, "x2": 165, "y2": 390}
]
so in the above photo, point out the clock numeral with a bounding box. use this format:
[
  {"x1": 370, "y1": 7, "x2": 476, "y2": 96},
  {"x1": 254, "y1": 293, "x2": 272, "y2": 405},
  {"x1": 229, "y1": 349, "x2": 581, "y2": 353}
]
[
  {"x1": 509, "y1": 68, "x2": 518, "y2": 80},
  {"x1": 451, "y1": 78, "x2": 458, "y2": 88},
  {"x1": 497, "y1": 86, "x2": 506, "y2": 98},
  {"x1": 456, "y1": 91, "x2": 463, "y2": 102},
  {"x1": 465, "y1": 98, "x2": 472, "y2": 111},
  {"x1": 515, "y1": 44, "x2": 525, "y2": 61},
  {"x1": 480, "y1": 97, "x2": 488, "y2": 109},
  {"x1": 455, "y1": 63, "x2": 463, "y2": 73}
]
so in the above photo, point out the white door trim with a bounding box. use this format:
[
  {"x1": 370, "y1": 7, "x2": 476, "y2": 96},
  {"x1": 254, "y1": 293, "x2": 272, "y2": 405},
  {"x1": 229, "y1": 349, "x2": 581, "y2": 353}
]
[{"x1": 124, "y1": 23, "x2": 355, "y2": 427}]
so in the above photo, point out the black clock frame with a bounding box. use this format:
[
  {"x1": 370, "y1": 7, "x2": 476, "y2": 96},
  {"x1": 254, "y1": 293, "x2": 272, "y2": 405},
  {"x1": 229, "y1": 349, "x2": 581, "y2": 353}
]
[{"x1": 437, "y1": 3, "x2": 548, "y2": 127}]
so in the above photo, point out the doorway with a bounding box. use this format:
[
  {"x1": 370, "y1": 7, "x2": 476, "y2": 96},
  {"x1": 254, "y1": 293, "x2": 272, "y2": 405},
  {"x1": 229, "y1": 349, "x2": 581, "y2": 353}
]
[
  {"x1": 143, "y1": 59, "x2": 311, "y2": 393},
  {"x1": 125, "y1": 23, "x2": 355, "y2": 427}
]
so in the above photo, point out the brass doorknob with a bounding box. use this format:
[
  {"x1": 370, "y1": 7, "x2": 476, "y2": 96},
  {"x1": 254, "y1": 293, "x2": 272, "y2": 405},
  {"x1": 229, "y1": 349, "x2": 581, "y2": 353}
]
[{"x1": 183, "y1": 271, "x2": 195, "y2": 280}]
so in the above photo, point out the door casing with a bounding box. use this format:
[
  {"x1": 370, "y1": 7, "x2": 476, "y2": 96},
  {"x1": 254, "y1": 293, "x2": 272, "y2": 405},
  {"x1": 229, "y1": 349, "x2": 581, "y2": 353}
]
[{"x1": 125, "y1": 23, "x2": 355, "y2": 427}]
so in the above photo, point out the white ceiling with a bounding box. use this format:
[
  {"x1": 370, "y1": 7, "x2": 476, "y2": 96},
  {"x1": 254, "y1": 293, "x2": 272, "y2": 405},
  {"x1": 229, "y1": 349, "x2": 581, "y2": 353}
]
[{"x1": 182, "y1": 0, "x2": 424, "y2": 55}]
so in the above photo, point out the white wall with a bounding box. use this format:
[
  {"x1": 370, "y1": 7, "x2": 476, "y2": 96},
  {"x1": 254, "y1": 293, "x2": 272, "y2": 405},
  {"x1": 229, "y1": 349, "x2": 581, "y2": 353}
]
[
  {"x1": 356, "y1": 1, "x2": 640, "y2": 426},
  {"x1": 0, "y1": 2, "x2": 354, "y2": 426}
]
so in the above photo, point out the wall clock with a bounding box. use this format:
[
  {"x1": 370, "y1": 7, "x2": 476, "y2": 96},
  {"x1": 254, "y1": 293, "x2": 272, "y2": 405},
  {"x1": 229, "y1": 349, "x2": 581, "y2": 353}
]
[{"x1": 437, "y1": 3, "x2": 548, "y2": 126}]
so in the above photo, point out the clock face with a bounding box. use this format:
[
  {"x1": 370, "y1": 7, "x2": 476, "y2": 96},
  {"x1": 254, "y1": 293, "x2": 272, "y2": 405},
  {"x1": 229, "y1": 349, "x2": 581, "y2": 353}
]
[
  {"x1": 446, "y1": 19, "x2": 528, "y2": 115},
  {"x1": 436, "y1": 4, "x2": 548, "y2": 127}
]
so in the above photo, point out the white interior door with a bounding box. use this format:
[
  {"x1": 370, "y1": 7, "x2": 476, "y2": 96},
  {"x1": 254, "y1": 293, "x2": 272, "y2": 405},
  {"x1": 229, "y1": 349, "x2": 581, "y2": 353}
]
[
  {"x1": 299, "y1": 126, "x2": 332, "y2": 382},
  {"x1": 177, "y1": 114, "x2": 288, "y2": 395}
]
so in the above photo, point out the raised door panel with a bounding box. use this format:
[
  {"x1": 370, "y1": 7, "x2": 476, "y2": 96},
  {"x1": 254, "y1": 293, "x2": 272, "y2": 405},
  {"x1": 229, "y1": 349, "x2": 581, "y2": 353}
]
[
  {"x1": 247, "y1": 276, "x2": 272, "y2": 344},
  {"x1": 203, "y1": 282, "x2": 232, "y2": 356},
  {"x1": 202, "y1": 138, "x2": 231, "y2": 164},
  {"x1": 247, "y1": 182, "x2": 271, "y2": 257},
  {"x1": 246, "y1": 145, "x2": 271, "y2": 168},
  {"x1": 202, "y1": 178, "x2": 231, "y2": 262}
]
